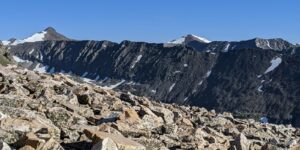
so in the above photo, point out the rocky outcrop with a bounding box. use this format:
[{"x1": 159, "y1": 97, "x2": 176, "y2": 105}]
[
  {"x1": 0, "y1": 65, "x2": 299, "y2": 149},
  {"x1": 0, "y1": 45, "x2": 13, "y2": 66}
]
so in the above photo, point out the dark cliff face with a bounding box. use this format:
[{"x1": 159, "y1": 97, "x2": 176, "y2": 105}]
[{"x1": 8, "y1": 38, "x2": 300, "y2": 127}]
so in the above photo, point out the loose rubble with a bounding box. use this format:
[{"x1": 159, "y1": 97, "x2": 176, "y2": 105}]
[{"x1": 0, "y1": 65, "x2": 299, "y2": 150}]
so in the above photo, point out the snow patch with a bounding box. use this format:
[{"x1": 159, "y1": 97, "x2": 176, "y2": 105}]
[
  {"x1": 205, "y1": 70, "x2": 212, "y2": 78},
  {"x1": 11, "y1": 31, "x2": 47, "y2": 45},
  {"x1": 82, "y1": 72, "x2": 89, "y2": 77},
  {"x1": 190, "y1": 34, "x2": 211, "y2": 43},
  {"x1": 184, "y1": 64, "x2": 188, "y2": 67},
  {"x1": 33, "y1": 63, "x2": 48, "y2": 73},
  {"x1": 168, "y1": 37, "x2": 185, "y2": 44},
  {"x1": 264, "y1": 57, "x2": 282, "y2": 74},
  {"x1": 39, "y1": 54, "x2": 43, "y2": 61},
  {"x1": 198, "y1": 81, "x2": 203, "y2": 86},
  {"x1": 131, "y1": 55, "x2": 143, "y2": 69},
  {"x1": 169, "y1": 83, "x2": 176, "y2": 92},
  {"x1": 82, "y1": 78, "x2": 93, "y2": 83},
  {"x1": 183, "y1": 97, "x2": 188, "y2": 102},
  {"x1": 224, "y1": 43, "x2": 230, "y2": 52},
  {"x1": 266, "y1": 40, "x2": 272, "y2": 49},
  {"x1": 102, "y1": 43, "x2": 107, "y2": 48},
  {"x1": 257, "y1": 85, "x2": 263, "y2": 92},
  {"x1": 103, "y1": 80, "x2": 126, "y2": 89},
  {"x1": 94, "y1": 75, "x2": 100, "y2": 80},
  {"x1": 29, "y1": 49, "x2": 35, "y2": 54},
  {"x1": 12, "y1": 56, "x2": 29, "y2": 63},
  {"x1": 173, "y1": 71, "x2": 181, "y2": 74},
  {"x1": 1, "y1": 40, "x2": 11, "y2": 46},
  {"x1": 151, "y1": 90, "x2": 157, "y2": 94}
]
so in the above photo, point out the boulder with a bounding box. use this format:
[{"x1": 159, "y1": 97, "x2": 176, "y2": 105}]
[
  {"x1": 76, "y1": 94, "x2": 90, "y2": 105},
  {"x1": 46, "y1": 107, "x2": 87, "y2": 129},
  {"x1": 91, "y1": 138, "x2": 118, "y2": 150},
  {"x1": 151, "y1": 106, "x2": 174, "y2": 124},
  {"x1": 16, "y1": 132, "x2": 63, "y2": 150},
  {"x1": 118, "y1": 109, "x2": 141, "y2": 124},
  {"x1": 234, "y1": 133, "x2": 250, "y2": 150},
  {"x1": 84, "y1": 129, "x2": 146, "y2": 150},
  {"x1": 0, "y1": 141, "x2": 11, "y2": 150},
  {"x1": 181, "y1": 118, "x2": 193, "y2": 127},
  {"x1": 0, "y1": 107, "x2": 60, "y2": 144}
]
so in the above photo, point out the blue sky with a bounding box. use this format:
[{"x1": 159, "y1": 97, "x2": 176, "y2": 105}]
[{"x1": 0, "y1": 0, "x2": 299, "y2": 43}]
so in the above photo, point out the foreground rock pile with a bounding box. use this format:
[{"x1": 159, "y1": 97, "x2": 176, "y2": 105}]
[{"x1": 0, "y1": 65, "x2": 299, "y2": 150}]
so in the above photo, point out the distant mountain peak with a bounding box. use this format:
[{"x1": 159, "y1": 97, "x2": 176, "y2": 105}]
[
  {"x1": 2, "y1": 27, "x2": 70, "y2": 46},
  {"x1": 42, "y1": 27, "x2": 70, "y2": 41},
  {"x1": 44, "y1": 27, "x2": 56, "y2": 32},
  {"x1": 167, "y1": 34, "x2": 211, "y2": 45},
  {"x1": 185, "y1": 34, "x2": 211, "y2": 43}
]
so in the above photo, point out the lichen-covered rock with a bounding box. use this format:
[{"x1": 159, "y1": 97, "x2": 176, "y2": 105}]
[
  {"x1": 46, "y1": 107, "x2": 87, "y2": 129},
  {"x1": 0, "y1": 107, "x2": 60, "y2": 144}
]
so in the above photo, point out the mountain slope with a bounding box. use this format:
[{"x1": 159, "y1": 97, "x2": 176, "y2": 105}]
[{"x1": 6, "y1": 28, "x2": 300, "y2": 127}]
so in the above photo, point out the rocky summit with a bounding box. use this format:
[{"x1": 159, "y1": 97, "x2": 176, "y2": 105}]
[{"x1": 0, "y1": 64, "x2": 299, "y2": 150}]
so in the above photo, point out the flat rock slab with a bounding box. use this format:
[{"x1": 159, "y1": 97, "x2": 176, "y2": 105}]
[{"x1": 84, "y1": 129, "x2": 145, "y2": 150}]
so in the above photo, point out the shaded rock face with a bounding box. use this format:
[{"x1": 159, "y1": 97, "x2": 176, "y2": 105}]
[
  {"x1": 0, "y1": 45, "x2": 13, "y2": 66},
  {"x1": 0, "y1": 65, "x2": 299, "y2": 149},
  {"x1": 8, "y1": 37, "x2": 300, "y2": 127}
]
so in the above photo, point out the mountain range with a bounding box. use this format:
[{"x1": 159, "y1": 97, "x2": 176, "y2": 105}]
[{"x1": 2, "y1": 27, "x2": 300, "y2": 127}]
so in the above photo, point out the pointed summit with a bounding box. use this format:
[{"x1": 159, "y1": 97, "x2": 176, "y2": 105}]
[
  {"x1": 44, "y1": 27, "x2": 56, "y2": 32},
  {"x1": 42, "y1": 27, "x2": 70, "y2": 41},
  {"x1": 167, "y1": 34, "x2": 211, "y2": 45}
]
